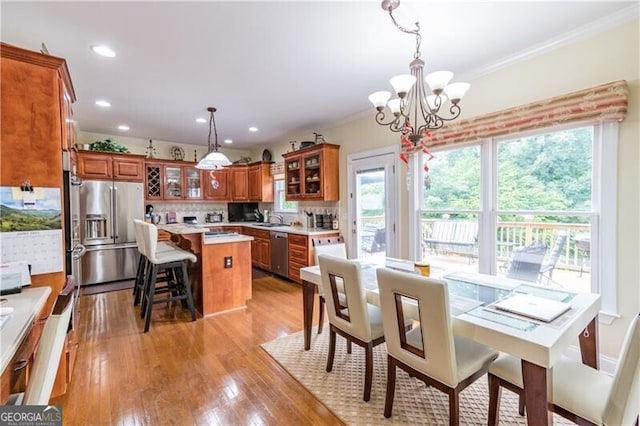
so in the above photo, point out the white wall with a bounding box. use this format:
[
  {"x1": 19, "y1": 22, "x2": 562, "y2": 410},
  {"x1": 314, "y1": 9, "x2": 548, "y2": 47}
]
[{"x1": 259, "y1": 19, "x2": 640, "y2": 359}]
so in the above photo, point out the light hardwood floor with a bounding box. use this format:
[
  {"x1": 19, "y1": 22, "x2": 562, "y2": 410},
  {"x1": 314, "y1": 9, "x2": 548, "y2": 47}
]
[{"x1": 51, "y1": 276, "x2": 343, "y2": 425}]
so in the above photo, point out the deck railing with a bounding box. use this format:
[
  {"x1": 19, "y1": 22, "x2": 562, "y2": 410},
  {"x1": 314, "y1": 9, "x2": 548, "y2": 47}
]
[{"x1": 359, "y1": 216, "x2": 590, "y2": 272}]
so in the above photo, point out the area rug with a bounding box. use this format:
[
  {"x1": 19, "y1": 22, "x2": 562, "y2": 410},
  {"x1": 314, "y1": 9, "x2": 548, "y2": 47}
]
[
  {"x1": 261, "y1": 329, "x2": 573, "y2": 425},
  {"x1": 81, "y1": 279, "x2": 135, "y2": 296}
]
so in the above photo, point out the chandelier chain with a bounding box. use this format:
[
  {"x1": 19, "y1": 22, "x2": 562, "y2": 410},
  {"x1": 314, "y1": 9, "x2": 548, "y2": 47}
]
[{"x1": 386, "y1": 7, "x2": 422, "y2": 59}]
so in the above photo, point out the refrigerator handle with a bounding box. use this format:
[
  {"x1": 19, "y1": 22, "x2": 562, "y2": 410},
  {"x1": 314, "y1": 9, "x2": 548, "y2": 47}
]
[{"x1": 112, "y1": 185, "x2": 119, "y2": 240}]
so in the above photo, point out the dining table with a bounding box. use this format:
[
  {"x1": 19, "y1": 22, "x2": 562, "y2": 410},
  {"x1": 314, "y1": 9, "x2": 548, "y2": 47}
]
[{"x1": 300, "y1": 258, "x2": 601, "y2": 426}]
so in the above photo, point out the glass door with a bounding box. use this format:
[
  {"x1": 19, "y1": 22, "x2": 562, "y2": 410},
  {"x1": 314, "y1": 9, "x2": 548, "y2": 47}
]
[{"x1": 347, "y1": 148, "x2": 399, "y2": 258}]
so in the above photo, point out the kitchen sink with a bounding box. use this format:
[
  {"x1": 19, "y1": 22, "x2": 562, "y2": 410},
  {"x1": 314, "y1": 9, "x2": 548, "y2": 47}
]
[{"x1": 254, "y1": 223, "x2": 289, "y2": 228}]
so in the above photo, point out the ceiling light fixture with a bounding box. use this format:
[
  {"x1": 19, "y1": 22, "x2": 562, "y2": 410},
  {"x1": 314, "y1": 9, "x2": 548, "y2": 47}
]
[
  {"x1": 117, "y1": 125, "x2": 130, "y2": 131},
  {"x1": 91, "y1": 45, "x2": 116, "y2": 58},
  {"x1": 95, "y1": 100, "x2": 111, "y2": 107},
  {"x1": 368, "y1": 0, "x2": 469, "y2": 147},
  {"x1": 195, "y1": 117, "x2": 207, "y2": 123},
  {"x1": 195, "y1": 107, "x2": 232, "y2": 170},
  {"x1": 224, "y1": 139, "x2": 233, "y2": 144},
  {"x1": 248, "y1": 126, "x2": 258, "y2": 132}
]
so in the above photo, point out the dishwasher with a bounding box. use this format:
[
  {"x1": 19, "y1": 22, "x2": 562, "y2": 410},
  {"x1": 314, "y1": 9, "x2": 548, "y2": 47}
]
[{"x1": 270, "y1": 231, "x2": 289, "y2": 278}]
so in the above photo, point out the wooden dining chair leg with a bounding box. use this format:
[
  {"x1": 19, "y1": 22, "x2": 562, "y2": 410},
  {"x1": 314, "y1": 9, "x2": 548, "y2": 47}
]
[
  {"x1": 326, "y1": 327, "x2": 337, "y2": 372},
  {"x1": 384, "y1": 355, "x2": 397, "y2": 418},
  {"x1": 364, "y1": 342, "x2": 373, "y2": 401},
  {"x1": 181, "y1": 262, "x2": 196, "y2": 321},
  {"x1": 448, "y1": 390, "x2": 460, "y2": 426},
  {"x1": 518, "y1": 394, "x2": 525, "y2": 416},
  {"x1": 347, "y1": 340, "x2": 352, "y2": 354},
  {"x1": 143, "y1": 264, "x2": 158, "y2": 333},
  {"x1": 317, "y1": 296, "x2": 325, "y2": 334},
  {"x1": 487, "y1": 374, "x2": 502, "y2": 426}
]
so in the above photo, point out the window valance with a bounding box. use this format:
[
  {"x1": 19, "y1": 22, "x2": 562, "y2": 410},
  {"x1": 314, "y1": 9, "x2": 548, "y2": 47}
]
[{"x1": 422, "y1": 80, "x2": 628, "y2": 149}]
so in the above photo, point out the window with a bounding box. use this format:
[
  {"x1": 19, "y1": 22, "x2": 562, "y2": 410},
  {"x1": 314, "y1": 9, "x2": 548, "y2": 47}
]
[
  {"x1": 274, "y1": 179, "x2": 297, "y2": 213},
  {"x1": 412, "y1": 122, "x2": 618, "y2": 318}
]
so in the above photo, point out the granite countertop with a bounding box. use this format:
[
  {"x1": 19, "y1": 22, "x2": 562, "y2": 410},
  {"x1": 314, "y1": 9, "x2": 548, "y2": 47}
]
[{"x1": 204, "y1": 222, "x2": 339, "y2": 236}]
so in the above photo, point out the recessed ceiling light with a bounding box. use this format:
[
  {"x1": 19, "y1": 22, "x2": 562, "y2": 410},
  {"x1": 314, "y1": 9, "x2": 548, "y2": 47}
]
[
  {"x1": 224, "y1": 139, "x2": 233, "y2": 144},
  {"x1": 117, "y1": 125, "x2": 130, "y2": 131},
  {"x1": 95, "y1": 100, "x2": 111, "y2": 107},
  {"x1": 195, "y1": 118, "x2": 207, "y2": 123},
  {"x1": 91, "y1": 45, "x2": 116, "y2": 57},
  {"x1": 248, "y1": 126, "x2": 258, "y2": 132}
]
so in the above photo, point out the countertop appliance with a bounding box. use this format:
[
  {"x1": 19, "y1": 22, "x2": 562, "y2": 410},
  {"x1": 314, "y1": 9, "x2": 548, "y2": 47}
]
[
  {"x1": 79, "y1": 180, "x2": 143, "y2": 285},
  {"x1": 183, "y1": 216, "x2": 198, "y2": 225},
  {"x1": 206, "y1": 212, "x2": 223, "y2": 223},
  {"x1": 228, "y1": 202, "x2": 259, "y2": 222},
  {"x1": 270, "y1": 231, "x2": 289, "y2": 278}
]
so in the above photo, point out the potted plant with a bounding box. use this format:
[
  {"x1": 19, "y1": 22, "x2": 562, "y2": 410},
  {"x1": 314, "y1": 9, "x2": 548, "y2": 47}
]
[{"x1": 88, "y1": 138, "x2": 129, "y2": 153}]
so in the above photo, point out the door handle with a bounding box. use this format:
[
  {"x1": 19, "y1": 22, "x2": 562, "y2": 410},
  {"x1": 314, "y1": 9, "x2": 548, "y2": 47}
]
[{"x1": 112, "y1": 186, "x2": 119, "y2": 240}]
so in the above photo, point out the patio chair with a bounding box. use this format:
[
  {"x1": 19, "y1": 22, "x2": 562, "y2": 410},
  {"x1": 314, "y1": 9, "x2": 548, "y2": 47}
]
[
  {"x1": 538, "y1": 234, "x2": 567, "y2": 285},
  {"x1": 506, "y1": 241, "x2": 547, "y2": 283},
  {"x1": 362, "y1": 228, "x2": 385, "y2": 255}
]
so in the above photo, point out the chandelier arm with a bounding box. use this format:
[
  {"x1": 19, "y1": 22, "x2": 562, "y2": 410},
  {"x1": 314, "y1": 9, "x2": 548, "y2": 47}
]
[
  {"x1": 387, "y1": 8, "x2": 421, "y2": 59},
  {"x1": 374, "y1": 111, "x2": 404, "y2": 131}
]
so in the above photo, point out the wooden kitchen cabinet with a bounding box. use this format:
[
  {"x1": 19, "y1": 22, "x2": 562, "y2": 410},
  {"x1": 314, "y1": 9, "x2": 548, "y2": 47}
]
[
  {"x1": 244, "y1": 228, "x2": 271, "y2": 270},
  {"x1": 287, "y1": 231, "x2": 339, "y2": 284},
  {"x1": 248, "y1": 161, "x2": 274, "y2": 202},
  {"x1": 144, "y1": 159, "x2": 201, "y2": 201},
  {"x1": 204, "y1": 168, "x2": 230, "y2": 201},
  {"x1": 283, "y1": 143, "x2": 340, "y2": 201},
  {"x1": 77, "y1": 151, "x2": 144, "y2": 181},
  {"x1": 229, "y1": 165, "x2": 249, "y2": 201}
]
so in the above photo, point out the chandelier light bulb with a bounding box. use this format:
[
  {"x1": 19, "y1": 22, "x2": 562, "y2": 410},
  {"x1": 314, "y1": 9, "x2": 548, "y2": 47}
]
[
  {"x1": 389, "y1": 74, "x2": 416, "y2": 98},
  {"x1": 424, "y1": 71, "x2": 453, "y2": 95},
  {"x1": 368, "y1": 91, "x2": 392, "y2": 111},
  {"x1": 444, "y1": 82, "x2": 470, "y2": 104},
  {"x1": 387, "y1": 99, "x2": 402, "y2": 116}
]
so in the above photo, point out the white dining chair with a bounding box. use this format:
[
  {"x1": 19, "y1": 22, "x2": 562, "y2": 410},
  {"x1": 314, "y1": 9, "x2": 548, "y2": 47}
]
[
  {"x1": 312, "y1": 236, "x2": 347, "y2": 334},
  {"x1": 376, "y1": 267, "x2": 499, "y2": 425},
  {"x1": 487, "y1": 313, "x2": 640, "y2": 426},
  {"x1": 7, "y1": 278, "x2": 74, "y2": 405}
]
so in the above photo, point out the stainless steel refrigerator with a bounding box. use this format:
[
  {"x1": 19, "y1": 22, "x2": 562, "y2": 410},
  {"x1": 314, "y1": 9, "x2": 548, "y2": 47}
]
[{"x1": 80, "y1": 180, "x2": 143, "y2": 285}]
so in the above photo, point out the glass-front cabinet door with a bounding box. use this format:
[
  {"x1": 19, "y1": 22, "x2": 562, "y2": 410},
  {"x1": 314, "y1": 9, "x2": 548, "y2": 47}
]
[
  {"x1": 164, "y1": 166, "x2": 183, "y2": 199},
  {"x1": 184, "y1": 167, "x2": 202, "y2": 199},
  {"x1": 302, "y1": 151, "x2": 323, "y2": 198},
  {"x1": 285, "y1": 156, "x2": 302, "y2": 200}
]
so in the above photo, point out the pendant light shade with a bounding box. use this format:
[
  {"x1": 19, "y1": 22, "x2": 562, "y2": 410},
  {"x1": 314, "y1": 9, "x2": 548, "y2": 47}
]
[{"x1": 195, "y1": 107, "x2": 231, "y2": 170}]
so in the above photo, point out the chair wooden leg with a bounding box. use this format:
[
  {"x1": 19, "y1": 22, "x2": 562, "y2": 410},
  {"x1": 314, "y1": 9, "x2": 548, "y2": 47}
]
[
  {"x1": 143, "y1": 264, "x2": 158, "y2": 333},
  {"x1": 364, "y1": 342, "x2": 373, "y2": 402},
  {"x1": 487, "y1": 374, "x2": 502, "y2": 426},
  {"x1": 326, "y1": 328, "x2": 336, "y2": 373},
  {"x1": 384, "y1": 355, "x2": 396, "y2": 418},
  {"x1": 347, "y1": 340, "x2": 352, "y2": 354},
  {"x1": 317, "y1": 296, "x2": 325, "y2": 334},
  {"x1": 448, "y1": 390, "x2": 459, "y2": 426}
]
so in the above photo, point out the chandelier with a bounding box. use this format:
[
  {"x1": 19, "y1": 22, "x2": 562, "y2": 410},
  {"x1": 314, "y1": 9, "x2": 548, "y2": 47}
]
[
  {"x1": 195, "y1": 107, "x2": 231, "y2": 170},
  {"x1": 368, "y1": 0, "x2": 470, "y2": 146}
]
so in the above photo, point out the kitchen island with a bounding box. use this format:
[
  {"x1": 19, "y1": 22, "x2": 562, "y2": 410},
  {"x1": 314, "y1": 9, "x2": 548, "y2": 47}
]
[{"x1": 160, "y1": 225, "x2": 253, "y2": 316}]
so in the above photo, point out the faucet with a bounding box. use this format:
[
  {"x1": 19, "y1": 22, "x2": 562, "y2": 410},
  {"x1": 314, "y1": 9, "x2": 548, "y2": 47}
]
[{"x1": 268, "y1": 214, "x2": 284, "y2": 224}]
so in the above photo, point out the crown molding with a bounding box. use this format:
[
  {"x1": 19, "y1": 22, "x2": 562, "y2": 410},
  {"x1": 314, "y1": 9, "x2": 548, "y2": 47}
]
[{"x1": 465, "y1": 4, "x2": 640, "y2": 81}]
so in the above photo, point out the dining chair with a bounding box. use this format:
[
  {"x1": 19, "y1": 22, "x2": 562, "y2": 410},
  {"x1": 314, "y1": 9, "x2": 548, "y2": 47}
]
[
  {"x1": 487, "y1": 313, "x2": 640, "y2": 426},
  {"x1": 318, "y1": 254, "x2": 386, "y2": 401},
  {"x1": 7, "y1": 277, "x2": 74, "y2": 405},
  {"x1": 376, "y1": 268, "x2": 499, "y2": 425},
  {"x1": 312, "y1": 235, "x2": 346, "y2": 334}
]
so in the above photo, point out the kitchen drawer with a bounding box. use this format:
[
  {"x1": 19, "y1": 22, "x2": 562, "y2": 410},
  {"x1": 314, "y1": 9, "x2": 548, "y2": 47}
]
[
  {"x1": 253, "y1": 229, "x2": 270, "y2": 240},
  {"x1": 289, "y1": 245, "x2": 308, "y2": 264},
  {"x1": 288, "y1": 234, "x2": 308, "y2": 248},
  {"x1": 288, "y1": 261, "x2": 303, "y2": 284}
]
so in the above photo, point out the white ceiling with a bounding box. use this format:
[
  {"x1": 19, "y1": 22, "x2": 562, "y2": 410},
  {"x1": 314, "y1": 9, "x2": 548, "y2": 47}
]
[{"x1": 1, "y1": 1, "x2": 636, "y2": 148}]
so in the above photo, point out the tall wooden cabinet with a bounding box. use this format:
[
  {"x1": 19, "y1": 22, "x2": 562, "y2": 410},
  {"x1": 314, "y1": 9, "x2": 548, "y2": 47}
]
[
  {"x1": 0, "y1": 42, "x2": 77, "y2": 397},
  {"x1": 77, "y1": 151, "x2": 145, "y2": 181},
  {"x1": 283, "y1": 143, "x2": 339, "y2": 201}
]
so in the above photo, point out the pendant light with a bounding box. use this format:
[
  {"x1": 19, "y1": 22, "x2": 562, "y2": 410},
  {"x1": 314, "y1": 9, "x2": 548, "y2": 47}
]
[{"x1": 195, "y1": 107, "x2": 231, "y2": 170}]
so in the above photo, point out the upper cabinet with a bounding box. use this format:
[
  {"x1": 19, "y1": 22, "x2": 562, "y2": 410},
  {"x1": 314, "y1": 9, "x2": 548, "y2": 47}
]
[
  {"x1": 144, "y1": 159, "x2": 201, "y2": 201},
  {"x1": 204, "y1": 168, "x2": 230, "y2": 201},
  {"x1": 248, "y1": 162, "x2": 274, "y2": 202},
  {"x1": 229, "y1": 165, "x2": 249, "y2": 201},
  {"x1": 283, "y1": 143, "x2": 340, "y2": 201},
  {"x1": 77, "y1": 151, "x2": 145, "y2": 181}
]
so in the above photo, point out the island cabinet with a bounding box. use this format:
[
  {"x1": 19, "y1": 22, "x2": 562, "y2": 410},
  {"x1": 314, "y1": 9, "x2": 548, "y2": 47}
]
[
  {"x1": 144, "y1": 159, "x2": 201, "y2": 201},
  {"x1": 204, "y1": 168, "x2": 230, "y2": 201},
  {"x1": 283, "y1": 143, "x2": 340, "y2": 201},
  {"x1": 77, "y1": 151, "x2": 145, "y2": 182},
  {"x1": 243, "y1": 228, "x2": 271, "y2": 270}
]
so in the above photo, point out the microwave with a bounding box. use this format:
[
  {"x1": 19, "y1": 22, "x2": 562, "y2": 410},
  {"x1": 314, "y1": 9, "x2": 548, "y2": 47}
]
[{"x1": 228, "y1": 202, "x2": 259, "y2": 222}]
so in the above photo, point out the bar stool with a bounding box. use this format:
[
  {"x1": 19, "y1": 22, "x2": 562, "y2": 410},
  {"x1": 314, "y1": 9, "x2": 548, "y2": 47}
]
[
  {"x1": 140, "y1": 221, "x2": 197, "y2": 332},
  {"x1": 132, "y1": 219, "x2": 176, "y2": 306}
]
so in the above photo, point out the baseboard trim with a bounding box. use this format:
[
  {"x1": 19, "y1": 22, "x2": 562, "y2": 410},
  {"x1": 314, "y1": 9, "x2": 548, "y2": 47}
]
[{"x1": 565, "y1": 345, "x2": 617, "y2": 375}]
